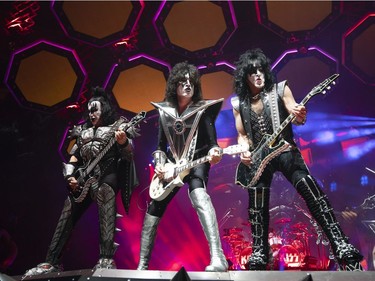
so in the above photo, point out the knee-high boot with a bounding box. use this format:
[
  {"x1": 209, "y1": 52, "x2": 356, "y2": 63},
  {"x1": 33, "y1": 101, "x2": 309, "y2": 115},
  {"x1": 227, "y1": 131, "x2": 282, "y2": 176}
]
[
  {"x1": 96, "y1": 183, "x2": 118, "y2": 269},
  {"x1": 247, "y1": 186, "x2": 270, "y2": 270},
  {"x1": 296, "y1": 175, "x2": 363, "y2": 271},
  {"x1": 137, "y1": 213, "x2": 160, "y2": 270},
  {"x1": 189, "y1": 188, "x2": 228, "y2": 272},
  {"x1": 45, "y1": 197, "x2": 75, "y2": 268}
]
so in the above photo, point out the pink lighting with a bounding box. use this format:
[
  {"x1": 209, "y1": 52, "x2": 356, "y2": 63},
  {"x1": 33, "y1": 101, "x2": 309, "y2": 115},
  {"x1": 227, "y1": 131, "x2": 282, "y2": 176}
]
[
  {"x1": 342, "y1": 13, "x2": 375, "y2": 85},
  {"x1": 272, "y1": 49, "x2": 298, "y2": 69},
  {"x1": 128, "y1": 54, "x2": 171, "y2": 70},
  {"x1": 51, "y1": 0, "x2": 145, "y2": 47},
  {"x1": 216, "y1": 61, "x2": 235, "y2": 70}
]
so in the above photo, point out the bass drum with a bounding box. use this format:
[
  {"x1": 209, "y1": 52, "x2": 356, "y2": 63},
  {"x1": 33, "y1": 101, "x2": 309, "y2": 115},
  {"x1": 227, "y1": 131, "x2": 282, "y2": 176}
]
[
  {"x1": 277, "y1": 245, "x2": 302, "y2": 269},
  {"x1": 239, "y1": 247, "x2": 252, "y2": 269}
]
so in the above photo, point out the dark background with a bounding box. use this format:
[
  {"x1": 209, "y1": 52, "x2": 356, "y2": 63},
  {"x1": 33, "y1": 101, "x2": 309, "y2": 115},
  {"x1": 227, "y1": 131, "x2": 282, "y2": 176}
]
[{"x1": 0, "y1": 0, "x2": 374, "y2": 275}]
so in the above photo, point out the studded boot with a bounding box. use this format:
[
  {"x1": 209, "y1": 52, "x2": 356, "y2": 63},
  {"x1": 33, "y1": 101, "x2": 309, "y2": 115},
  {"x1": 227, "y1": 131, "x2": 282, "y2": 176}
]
[
  {"x1": 296, "y1": 175, "x2": 363, "y2": 271},
  {"x1": 247, "y1": 186, "x2": 270, "y2": 270}
]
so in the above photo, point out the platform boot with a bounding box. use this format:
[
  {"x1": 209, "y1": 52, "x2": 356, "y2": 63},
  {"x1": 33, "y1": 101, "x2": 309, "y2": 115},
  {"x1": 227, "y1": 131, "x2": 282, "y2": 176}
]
[
  {"x1": 296, "y1": 175, "x2": 363, "y2": 271},
  {"x1": 247, "y1": 186, "x2": 270, "y2": 270},
  {"x1": 189, "y1": 188, "x2": 228, "y2": 272},
  {"x1": 137, "y1": 213, "x2": 161, "y2": 270}
]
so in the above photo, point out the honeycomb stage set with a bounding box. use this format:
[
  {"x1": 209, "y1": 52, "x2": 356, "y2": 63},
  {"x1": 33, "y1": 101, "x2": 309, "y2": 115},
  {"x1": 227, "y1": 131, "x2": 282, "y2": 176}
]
[{"x1": 2, "y1": 268, "x2": 374, "y2": 281}]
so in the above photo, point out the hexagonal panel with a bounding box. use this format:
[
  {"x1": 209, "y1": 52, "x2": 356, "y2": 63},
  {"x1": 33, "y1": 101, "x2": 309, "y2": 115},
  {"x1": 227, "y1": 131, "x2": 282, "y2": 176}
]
[
  {"x1": 155, "y1": 1, "x2": 237, "y2": 55},
  {"x1": 343, "y1": 14, "x2": 375, "y2": 85},
  {"x1": 164, "y1": 1, "x2": 226, "y2": 51},
  {"x1": 256, "y1": 1, "x2": 340, "y2": 39},
  {"x1": 15, "y1": 51, "x2": 76, "y2": 106},
  {"x1": 113, "y1": 65, "x2": 167, "y2": 113},
  {"x1": 4, "y1": 40, "x2": 86, "y2": 112},
  {"x1": 272, "y1": 47, "x2": 338, "y2": 101},
  {"x1": 52, "y1": 0, "x2": 144, "y2": 46},
  {"x1": 105, "y1": 55, "x2": 170, "y2": 113}
]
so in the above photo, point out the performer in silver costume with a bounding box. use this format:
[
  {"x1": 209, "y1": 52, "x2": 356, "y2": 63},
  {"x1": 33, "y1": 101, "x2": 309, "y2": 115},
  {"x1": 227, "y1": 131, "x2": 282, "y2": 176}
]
[
  {"x1": 137, "y1": 62, "x2": 228, "y2": 272},
  {"x1": 231, "y1": 48, "x2": 363, "y2": 271},
  {"x1": 24, "y1": 87, "x2": 138, "y2": 276}
]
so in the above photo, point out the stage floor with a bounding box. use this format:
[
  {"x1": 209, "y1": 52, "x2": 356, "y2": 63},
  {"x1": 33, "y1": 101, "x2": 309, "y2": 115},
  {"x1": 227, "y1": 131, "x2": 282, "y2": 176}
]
[{"x1": 6, "y1": 268, "x2": 375, "y2": 281}]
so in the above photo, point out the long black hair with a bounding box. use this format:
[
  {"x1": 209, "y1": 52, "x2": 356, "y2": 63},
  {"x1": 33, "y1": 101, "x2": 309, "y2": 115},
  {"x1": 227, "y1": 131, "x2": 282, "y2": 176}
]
[
  {"x1": 233, "y1": 48, "x2": 275, "y2": 101},
  {"x1": 164, "y1": 62, "x2": 203, "y2": 107},
  {"x1": 85, "y1": 86, "x2": 117, "y2": 127}
]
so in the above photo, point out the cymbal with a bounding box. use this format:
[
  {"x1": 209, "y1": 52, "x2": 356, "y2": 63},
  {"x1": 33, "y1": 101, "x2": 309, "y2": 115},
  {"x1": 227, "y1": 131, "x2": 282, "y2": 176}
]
[
  {"x1": 292, "y1": 222, "x2": 307, "y2": 229},
  {"x1": 274, "y1": 217, "x2": 291, "y2": 224},
  {"x1": 228, "y1": 227, "x2": 243, "y2": 234}
]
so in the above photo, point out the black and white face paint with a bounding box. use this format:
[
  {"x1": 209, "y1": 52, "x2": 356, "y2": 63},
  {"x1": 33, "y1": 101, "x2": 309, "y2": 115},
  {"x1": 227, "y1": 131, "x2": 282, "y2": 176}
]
[{"x1": 88, "y1": 100, "x2": 102, "y2": 127}]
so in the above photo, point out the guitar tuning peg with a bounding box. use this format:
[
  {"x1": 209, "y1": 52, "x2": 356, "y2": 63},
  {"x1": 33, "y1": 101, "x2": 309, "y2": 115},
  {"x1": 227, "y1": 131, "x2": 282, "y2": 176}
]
[
  {"x1": 327, "y1": 86, "x2": 331, "y2": 90},
  {"x1": 322, "y1": 90, "x2": 326, "y2": 94}
]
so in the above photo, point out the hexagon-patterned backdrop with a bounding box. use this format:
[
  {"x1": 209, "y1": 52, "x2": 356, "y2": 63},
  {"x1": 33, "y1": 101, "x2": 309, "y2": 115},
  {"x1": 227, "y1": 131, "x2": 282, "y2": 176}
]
[{"x1": 0, "y1": 0, "x2": 374, "y2": 275}]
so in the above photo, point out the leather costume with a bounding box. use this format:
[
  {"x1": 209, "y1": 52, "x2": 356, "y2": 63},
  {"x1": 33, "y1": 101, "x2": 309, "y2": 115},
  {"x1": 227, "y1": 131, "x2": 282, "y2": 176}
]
[
  {"x1": 31, "y1": 118, "x2": 138, "y2": 272},
  {"x1": 232, "y1": 81, "x2": 363, "y2": 271},
  {"x1": 137, "y1": 99, "x2": 228, "y2": 272}
]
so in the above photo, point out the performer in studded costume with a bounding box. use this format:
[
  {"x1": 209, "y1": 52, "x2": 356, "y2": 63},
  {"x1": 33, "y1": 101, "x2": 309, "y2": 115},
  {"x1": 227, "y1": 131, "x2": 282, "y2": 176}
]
[
  {"x1": 24, "y1": 87, "x2": 138, "y2": 276},
  {"x1": 137, "y1": 62, "x2": 228, "y2": 272},
  {"x1": 231, "y1": 48, "x2": 363, "y2": 271}
]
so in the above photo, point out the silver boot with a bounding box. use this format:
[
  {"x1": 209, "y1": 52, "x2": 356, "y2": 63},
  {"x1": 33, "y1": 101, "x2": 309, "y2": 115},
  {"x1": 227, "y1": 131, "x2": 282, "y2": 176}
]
[
  {"x1": 189, "y1": 188, "x2": 228, "y2": 272},
  {"x1": 137, "y1": 213, "x2": 160, "y2": 270}
]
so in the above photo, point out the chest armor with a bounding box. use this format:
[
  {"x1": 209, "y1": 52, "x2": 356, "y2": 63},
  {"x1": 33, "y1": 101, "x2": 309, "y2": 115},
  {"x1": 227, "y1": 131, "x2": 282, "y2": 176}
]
[
  {"x1": 152, "y1": 99, "x2": 222, "y2": 161},
  {"x1": 78, "y1": 126, "x2": 113, "y2": 162}
]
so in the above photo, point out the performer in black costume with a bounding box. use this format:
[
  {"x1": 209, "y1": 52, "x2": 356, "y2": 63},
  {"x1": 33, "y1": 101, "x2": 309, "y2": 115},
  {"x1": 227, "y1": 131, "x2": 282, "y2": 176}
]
[
  {"x1": 137, "y1": 62, "x2": 228, "y2": 272},
  {"x1": 231, "y1": 48, "x2": 363, "y2": 271},
  {"x1": 24, "y1": 87, "x2": 138, "y2": 276}
]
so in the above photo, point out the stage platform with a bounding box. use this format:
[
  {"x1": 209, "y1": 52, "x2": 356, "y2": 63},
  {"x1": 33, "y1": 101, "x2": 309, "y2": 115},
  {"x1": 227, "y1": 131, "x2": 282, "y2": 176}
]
[{"x1": 3, "y1": 269, "x2": 375, "y2": 281}]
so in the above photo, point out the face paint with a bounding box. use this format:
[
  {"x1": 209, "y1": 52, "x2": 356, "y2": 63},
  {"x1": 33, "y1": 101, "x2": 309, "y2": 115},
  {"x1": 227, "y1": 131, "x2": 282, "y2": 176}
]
[
  {"x1": 177, "y1": 73, "x2": 194, "y2": 100},
  {"x1": 246, "y1": 62, "x2": 265, "y2": 93},
  {"x1": 88, "y1": 100, "x2": 102, "y2": 126}
]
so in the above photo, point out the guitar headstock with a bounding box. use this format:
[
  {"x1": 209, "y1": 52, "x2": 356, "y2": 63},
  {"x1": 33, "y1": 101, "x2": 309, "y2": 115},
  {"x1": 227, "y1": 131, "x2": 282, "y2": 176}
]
[
  {"x1": 309, "y1": 73, "x2": 339, "y2": 98},
  {"x1": 361, "y1": 194, "x2": 375, "y2": 210},
  {"x1": 130, "y1": 111, "x2": 146, "y2": 125}
]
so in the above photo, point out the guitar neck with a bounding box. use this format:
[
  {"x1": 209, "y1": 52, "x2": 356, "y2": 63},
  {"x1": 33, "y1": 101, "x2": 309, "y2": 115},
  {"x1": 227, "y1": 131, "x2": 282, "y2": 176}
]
[
  {"x1": 265, "y1": 91, "x2": 314, "y2": 147},
  {"x1": 80, "y1": 121, "x2": 132, "y2": 180},
  {"x1": 175, "y1": 156, "x2": 210, "y2": 175}
]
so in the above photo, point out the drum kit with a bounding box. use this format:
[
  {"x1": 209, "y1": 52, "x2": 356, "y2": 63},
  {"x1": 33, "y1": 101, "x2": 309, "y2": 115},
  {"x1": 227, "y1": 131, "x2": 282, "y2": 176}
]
[{"x1": 222, "y1": 217, "x2": 317, "y2": 270}]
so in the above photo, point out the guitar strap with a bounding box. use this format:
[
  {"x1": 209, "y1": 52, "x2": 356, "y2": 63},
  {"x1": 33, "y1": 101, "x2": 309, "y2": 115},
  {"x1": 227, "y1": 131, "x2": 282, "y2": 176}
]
[{"x1": 268, "y1": 83, "x2": 281, "y2": 133}]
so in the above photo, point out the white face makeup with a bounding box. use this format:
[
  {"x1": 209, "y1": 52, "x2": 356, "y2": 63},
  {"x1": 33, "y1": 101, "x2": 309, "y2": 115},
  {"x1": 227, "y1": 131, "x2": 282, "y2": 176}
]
[
  {"x1": 88, "y1": 100, "x2": 102, "y2": 127},
  {"x1": 246, "y1": 63, "x2": 265, "y2": 94},
  {"x1": 177, "y1": 73, "x2": 194, "y2": 100}
]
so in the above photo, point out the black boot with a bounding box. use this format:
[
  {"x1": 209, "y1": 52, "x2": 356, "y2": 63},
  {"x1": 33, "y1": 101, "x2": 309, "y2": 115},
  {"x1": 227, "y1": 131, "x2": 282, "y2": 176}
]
[
  {"x1": 296, "y1": 175, "x2": 363, "y2": 271},
  {"x1": 247, "y1": 186, "x2": 270, "y2": 270}
]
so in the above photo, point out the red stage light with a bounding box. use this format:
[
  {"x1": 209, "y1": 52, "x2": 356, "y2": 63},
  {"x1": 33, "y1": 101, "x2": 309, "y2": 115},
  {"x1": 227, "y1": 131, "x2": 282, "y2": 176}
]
[{"x1": 5, "y1": 1, "x2": 40, "y2": 33}]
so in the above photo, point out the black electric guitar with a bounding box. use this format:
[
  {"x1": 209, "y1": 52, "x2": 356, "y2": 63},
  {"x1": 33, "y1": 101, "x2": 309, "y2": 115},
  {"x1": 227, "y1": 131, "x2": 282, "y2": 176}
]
[
  {"x1": 149, "y1": 143, "x2": 249, "y2": 201},
  {"x1": 335, "y1": 194, "x2": 375, "y2": 217},
  {"x1": 70, "y1": 111, "x2": 146, "y2": 202},
  {"x1": 236, "y1": 74, "x2": 340, "y2": 188}
]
